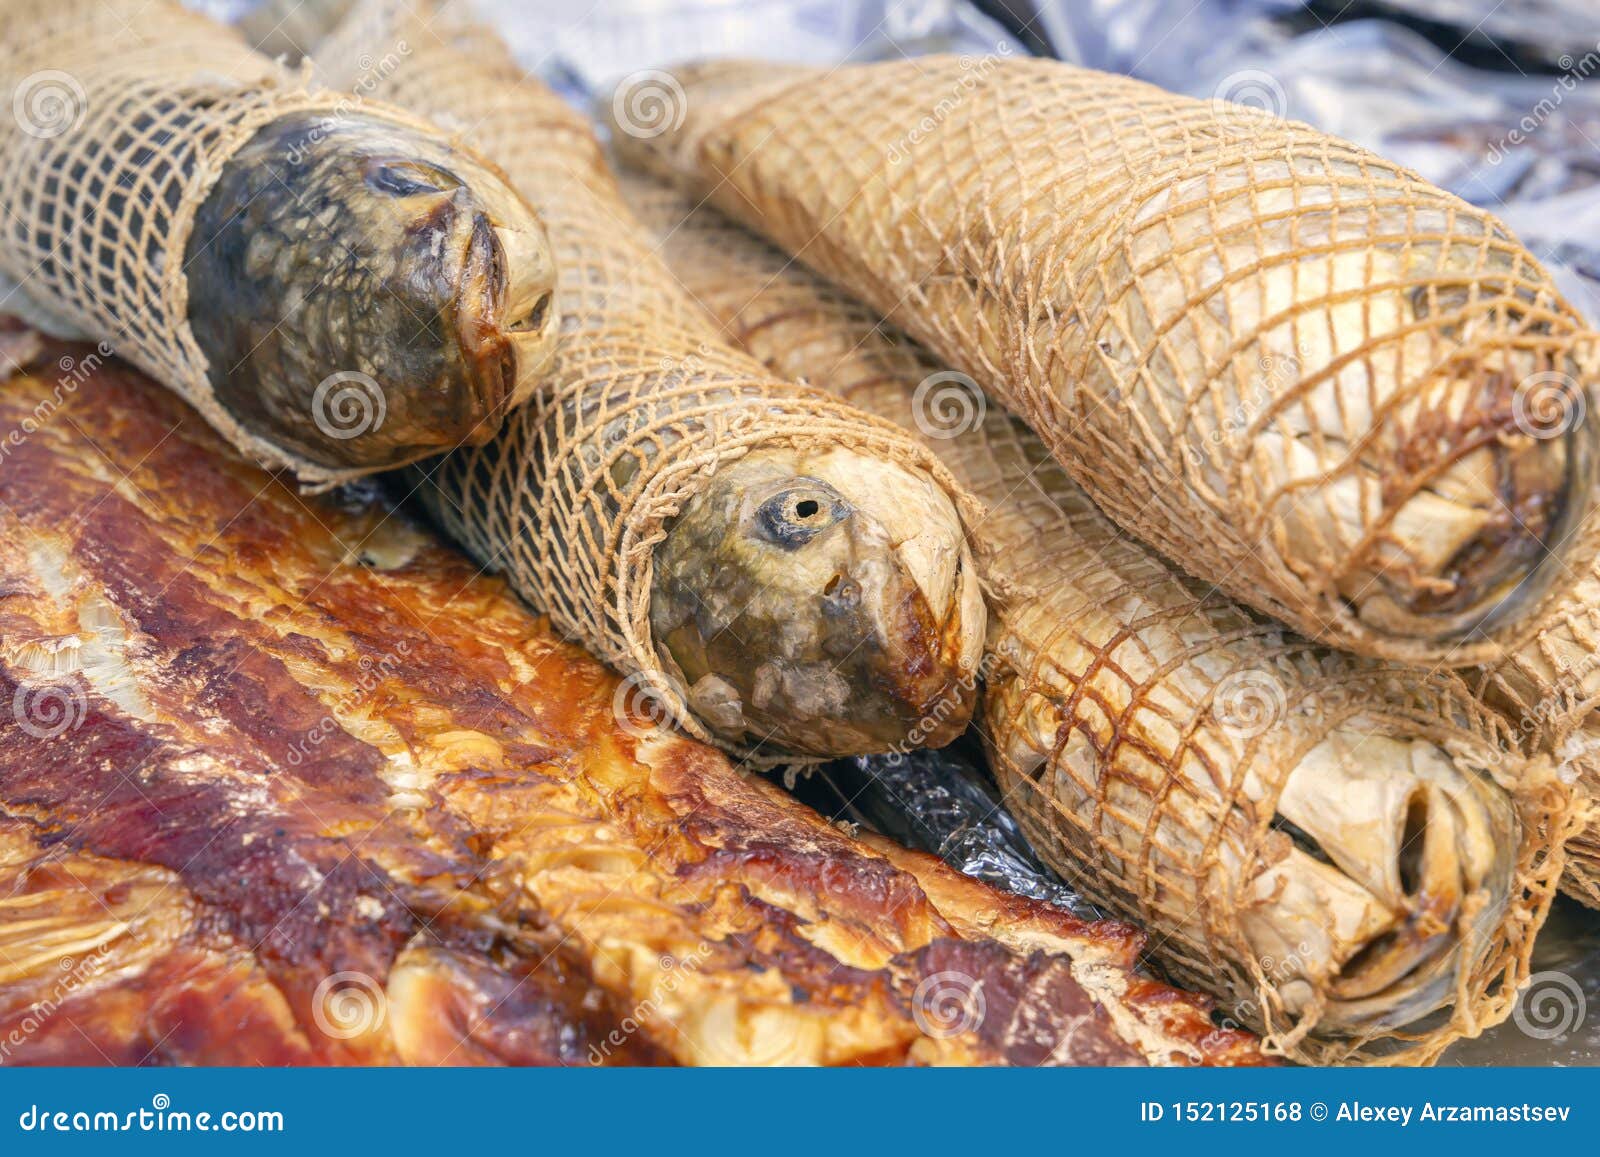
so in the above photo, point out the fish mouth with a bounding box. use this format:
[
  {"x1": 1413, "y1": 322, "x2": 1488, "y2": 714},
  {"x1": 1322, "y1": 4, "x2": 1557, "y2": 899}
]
[
  {"x1": 453, "y1": 207, "x2": 558, "y2": 445},
  {"x1": 1246, "y1": 729, "x2": 1516, "y2": 1037},
  {"x1": 1354, "y1": 361, "x2": 1597, "y2": 644},
  {"x1": 648, "y1": 449, "x2": 985, "y2": 757}
]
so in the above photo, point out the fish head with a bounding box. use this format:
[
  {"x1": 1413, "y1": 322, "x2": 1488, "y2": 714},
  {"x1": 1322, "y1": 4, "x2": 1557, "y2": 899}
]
[
  {"x1": 1255, "y1": 727, "x2": 1518, "y2": 1038},
  {"x1": 649, "y1": 447, "x2": 986, "y2": 757},
  {"x1": 188, "y1": 110, "x2": 558, "y2": 470},
  {"x1": 337, "y1": 115, "x2": 559, "y2": 421}
]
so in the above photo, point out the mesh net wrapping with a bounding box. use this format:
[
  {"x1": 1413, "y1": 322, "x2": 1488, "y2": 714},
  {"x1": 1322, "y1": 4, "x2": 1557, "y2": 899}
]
[
  {"x1": 620, "y1": 173, "x2": 1580, "y2": 1065},
  {"x1": 616, "y1": 56, "x2": 1600, "y2": 668},
  {"x1": 308, "y1": 2, "x2": 982, "y2": 758},
  {"x1": 1472, "y1": 569, "x2": 1600, "y2": 905},
  {"x1": 0, "y1": 0, "x2": 461, "y2": 485}
]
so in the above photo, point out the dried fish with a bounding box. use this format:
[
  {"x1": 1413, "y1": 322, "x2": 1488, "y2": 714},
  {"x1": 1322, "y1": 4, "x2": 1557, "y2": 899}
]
[
  {"x1": 0, "y1": 0, "x2": 558, "y2": 481},
  {"x1": 301, "y1": 0, "x2": 986, "y2": 759},
  {"x1": 621, "y1": 174, "x2": 1578, "y2": 1063},
  {"x1": 0, "y1": 323, "x2": 1264, "y2": 1067},
  {"x1": 615, "y1": 55, "x2": 1600, "y2": 667}
]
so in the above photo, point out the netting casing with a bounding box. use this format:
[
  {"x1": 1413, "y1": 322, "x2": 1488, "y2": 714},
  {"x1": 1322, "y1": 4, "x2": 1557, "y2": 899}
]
[
  {"x1": 618, "y1": 56, "x2": 1600, "y2": 668},
  {"x1": 0, "y1": 0, "x2": 466, "y2": 485},
  {"x1": 310, "y1": 2, "x2": 983, "y2": 758},
  {"x1": 621, "y1": 173, "x2": 1579, "y2": 1065},
  {"x1": 1472, "y1": 570, "x2": 1600, "y2": 905}
]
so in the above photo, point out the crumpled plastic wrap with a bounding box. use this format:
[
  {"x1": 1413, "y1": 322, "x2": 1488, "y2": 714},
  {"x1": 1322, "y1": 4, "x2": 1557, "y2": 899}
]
[
  {"x1": 792, "y1": 747, "x2": 1100, "y2": 921},
  {"x1": 1022, "y1": 2, "x2": 1600, "y2": 319}
]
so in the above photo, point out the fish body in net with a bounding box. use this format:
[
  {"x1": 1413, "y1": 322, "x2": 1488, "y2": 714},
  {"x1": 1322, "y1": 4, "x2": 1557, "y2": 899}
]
[
  {"x1": 0, "y1": 0, "x2": 558, "y2": 482},
  {"x1": 0, "y1": 322, "x2": 1266, "y2": 1067},
  {"x1": 613, "y1": 56, "x2": 1600, "y2": 667},
  {"x1": 619, "y1": 173, "x2": 1578, "y2": 1063},
  {"x1": 1472, "y1": 570, "x2": 1600, "y2": 905},
  {"x1": 296, "y1": 1, "x2": 986, "y2": 761}
]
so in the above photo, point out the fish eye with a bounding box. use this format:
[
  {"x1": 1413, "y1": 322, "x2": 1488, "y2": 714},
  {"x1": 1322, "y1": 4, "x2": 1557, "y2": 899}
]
[
  {"x1": 366, "y1": 158, "x2": 465, "y2": 197},
  {"x1": 752, "y1": 483, "x2": 849, "y2": 549}
]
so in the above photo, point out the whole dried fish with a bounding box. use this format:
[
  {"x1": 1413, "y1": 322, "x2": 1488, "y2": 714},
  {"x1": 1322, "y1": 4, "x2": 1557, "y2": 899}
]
[
  {"x1": 0, "y1": 323, "x2": 1265, "y2": 1067},
  {"x1": 615, "y1": 56, "x2": 1600, "y2": 667},
  {"x1": 186, "y1": 110, "x2": 557, "y2": 470},
  {"x1": 0, "y1": 0, "x2": 558, "y2": 481},
  {"x1": 297, "y1": 0, "x2": 986, "y2": 760},
  {"x1": 620, "y1": 174, "x2": 1578, "y2": 1063}
]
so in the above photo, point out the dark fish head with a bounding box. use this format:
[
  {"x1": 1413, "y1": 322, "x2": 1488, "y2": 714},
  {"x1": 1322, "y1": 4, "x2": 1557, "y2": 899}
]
[
  {"x1": 187, "y1": 110, "x2": 558, "y2": 471},
  {"x1": 649, "y1": 447, "x2": 986, "y2": 757}
]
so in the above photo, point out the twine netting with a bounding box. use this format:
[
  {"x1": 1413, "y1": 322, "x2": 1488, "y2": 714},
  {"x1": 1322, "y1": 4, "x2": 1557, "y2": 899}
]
[
  {"x1": 620, "y1": 173, "x2": 1579, "y2": 1065},
  {"x1": 617, "y1": 56, "x2": 1600, "y2": 668},
  {"x1": 309, "y1": 1, "x2": 982, "y2": 756},
  {"x1": 0, "y1": 0, "x2": 455, "y2": 485},
  {"x1": 1472, "y1": 567, "x2": 1600, "y2": 905}
]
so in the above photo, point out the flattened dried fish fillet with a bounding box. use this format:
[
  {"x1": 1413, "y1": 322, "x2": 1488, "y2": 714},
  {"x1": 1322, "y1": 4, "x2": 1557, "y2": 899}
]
[
  {"x1": 0, "y1": 323, "x2": 1265, "y2": 1066},
  {"x1": 620, "y1": 174, "x2": 1577, "y2": 1063},
  {"x1": 615, "y1": 56, "x2": 1600, "y2": 667}
]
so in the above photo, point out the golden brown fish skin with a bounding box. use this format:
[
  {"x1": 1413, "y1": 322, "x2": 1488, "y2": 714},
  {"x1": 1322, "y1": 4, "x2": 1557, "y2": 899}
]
[
  {"x1": 186, "y1": 111, "x2": 558, "y2": 471},
  {"x1": 302, "y1": 0, "x2": 983, "y2": 760},
  {"x1": 0, "y1": 323, "x2": 1264, "y2": 1066},
  {"x1": 618, "y1": 174, "x2": 1575, "y2": 1064},
  {"x1": 651, "y1": 454, "x2": 978, "y2": 756},
  {"x1": 614, "y1": 56, "x2": 1600, "y2": 667}
]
